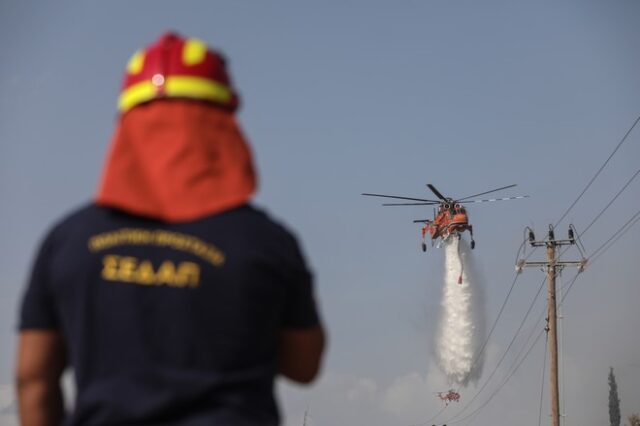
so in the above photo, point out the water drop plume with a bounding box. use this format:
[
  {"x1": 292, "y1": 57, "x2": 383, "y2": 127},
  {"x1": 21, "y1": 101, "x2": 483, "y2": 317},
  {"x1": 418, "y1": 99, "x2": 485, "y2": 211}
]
[{"x1": 434, "y1": 237, "x2": 486, "y2": 386}]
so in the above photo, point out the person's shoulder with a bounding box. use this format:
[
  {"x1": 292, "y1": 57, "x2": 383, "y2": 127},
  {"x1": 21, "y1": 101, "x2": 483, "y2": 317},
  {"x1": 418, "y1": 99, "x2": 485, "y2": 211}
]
[
  {"x1": 48, "y1": 202, "x2": 103, "y2": 232},
  {"x1": 27, "y1": 202, "x2": 99, "y2": 256},
  {"x1": 43, "y1": 202, "x2": 118, "y2": 244},
  {"x1": 230, "y1": 204, "x2": 299, "y2": 238},
  {"x1": 211, "y1": 204, "x2": 305, "y2": 254}
]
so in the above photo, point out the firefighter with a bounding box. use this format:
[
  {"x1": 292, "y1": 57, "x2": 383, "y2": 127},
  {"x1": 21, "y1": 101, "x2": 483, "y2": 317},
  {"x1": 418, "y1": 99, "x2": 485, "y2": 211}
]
[{"x1": 17, "y1": 32, "x2": 325, "y2": 426}]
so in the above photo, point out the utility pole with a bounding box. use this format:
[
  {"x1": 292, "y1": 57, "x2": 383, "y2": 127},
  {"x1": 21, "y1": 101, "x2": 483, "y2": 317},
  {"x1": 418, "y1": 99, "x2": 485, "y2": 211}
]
[{"x1": 516, "y1": 225, "x2": 586, "y2": 426}]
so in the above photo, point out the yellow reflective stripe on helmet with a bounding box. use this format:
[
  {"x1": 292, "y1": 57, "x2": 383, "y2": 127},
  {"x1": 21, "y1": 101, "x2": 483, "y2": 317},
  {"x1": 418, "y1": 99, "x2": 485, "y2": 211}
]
[
  {"x1": 118, "y1": 81, "x2": 157, "y2": 112},
  {"x1": 127, "y1": 50, "x2": 145, "y2": 74},
  {"x1": 182, "y1": 39, "x2": 207, "y2": 66},
  {"x1": 165, "y1": 76, "x2": 232, "y2": 103},
  {"x1": 118, "y1": 76, "x2": 233, "y2": 113}
]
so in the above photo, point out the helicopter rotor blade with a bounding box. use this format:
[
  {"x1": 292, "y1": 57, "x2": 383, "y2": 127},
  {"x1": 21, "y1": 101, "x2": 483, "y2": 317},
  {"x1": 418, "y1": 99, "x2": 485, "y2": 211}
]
[
  {"x1": 362, "y1": 193, "x2": 440, "y2": 203},
  {"x1": 382, "y1": 202, "x2": 440, "y2": 206},
  {"x1": 426, "y1": 184, "x2": 447, "y2": 200},
  {"x1": 456, "y1": 184, "x2": 518, "y2": 201},
  {"x1": 458, "y1": 195, "x2": 530, "y2": 204}
]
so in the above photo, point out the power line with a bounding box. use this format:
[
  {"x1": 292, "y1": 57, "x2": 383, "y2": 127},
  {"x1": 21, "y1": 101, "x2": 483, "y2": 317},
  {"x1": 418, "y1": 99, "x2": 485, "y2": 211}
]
[
  {"x1": 466, "y1": 272, "x2": 522, "y2": 381},
  {"x1": 518, "y1": 230, "x2": 584, "y2": 426},
  {"x1": 507, "y1": 308, "x2": 546, "y2": 383},
  {"x1": 443, "y1": 276, "x2": 546, "y2": 423},
  {"x1": 450, "y1": 200, "x2": 636, "y2": 425},
  {"x1": 468, "y1": 327, "x2": 547, "y2": 423},
  {"x1": 578, "y1": 168, "x2": 640, "y2": 237},
  {"x1": 555, "y1": 211, "x2": 640, "y2": 305},
  {"x1": 471, "y1": 114, "x2": 640, "y2": 425},
  {"x1": 559, "y1": 272, "x2": 580, "y2": 306},
  {"x1": 446, "y1": 326, "x2": 546, "y2": 424},
  {"x1": 410, "y1": 404, "x2": 448, "y2": 426},
  {"x1": 413, "y1": 115, "x2": 639, "y2": 426},
  {"x1": 557, "y1": 166, "x2": 639, "y2": 274},
  {"x1": 450, "y1": 163, "x2": 639, "y2": 424},
  {"x1": 590, "y1": 207, "x2": 640, "y2": 262},
  {"x1": 446, "y1": 282, "x2": 549, "y2": 425},
  {"x1": 413, "y1": 272, "x2": 524, "y2": 426},
  {"x1": 555, "y1": 114, "x2": 640, "y2": 227},
  {"x1": 446, "y1": 282, "x2": 545, "y2": 424},
  {"x1": 421, "y1": 206, "x2": 635, "y2": 425}
]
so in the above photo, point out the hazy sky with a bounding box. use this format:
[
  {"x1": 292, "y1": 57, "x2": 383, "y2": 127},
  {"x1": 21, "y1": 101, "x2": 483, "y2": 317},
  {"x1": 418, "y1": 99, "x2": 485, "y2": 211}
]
[{"x1": 1, "y1": 1, "x2": 639, "y2": 425}]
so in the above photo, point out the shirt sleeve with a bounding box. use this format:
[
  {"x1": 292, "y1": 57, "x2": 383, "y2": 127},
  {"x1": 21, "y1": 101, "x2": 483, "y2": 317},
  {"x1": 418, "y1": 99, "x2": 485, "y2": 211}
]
[
  {"x1": 280, "y1": 234, "x2": 320, "y2": 329},
  {"x1": 19, "y1": 231, "x2": 60, "y2": 330}
]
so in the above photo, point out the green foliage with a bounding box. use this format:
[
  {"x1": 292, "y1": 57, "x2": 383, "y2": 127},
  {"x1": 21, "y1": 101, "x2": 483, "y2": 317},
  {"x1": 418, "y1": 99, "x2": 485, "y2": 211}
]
[{"x1": 609, "y1": 367, "x2": 621, "y2": 426}]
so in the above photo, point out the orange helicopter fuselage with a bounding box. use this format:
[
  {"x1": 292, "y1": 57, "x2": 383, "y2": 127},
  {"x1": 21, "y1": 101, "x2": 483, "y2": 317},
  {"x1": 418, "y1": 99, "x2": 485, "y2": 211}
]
[{"x1": 427, "y1": 204, "x2": 470, "y2": 241}]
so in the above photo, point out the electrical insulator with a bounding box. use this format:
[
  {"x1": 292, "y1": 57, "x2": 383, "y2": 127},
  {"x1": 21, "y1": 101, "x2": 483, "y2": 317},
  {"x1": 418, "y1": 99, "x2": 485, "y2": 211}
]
[
  {"x1": 568, "y1": 227, "x2": 575, "y2": 244},
  {"x1": 528, "y1": 230, "x2": 535, "y2": 243},
  {"x1": 548, "y1": 225, "x2": 555, "y2": 241}
]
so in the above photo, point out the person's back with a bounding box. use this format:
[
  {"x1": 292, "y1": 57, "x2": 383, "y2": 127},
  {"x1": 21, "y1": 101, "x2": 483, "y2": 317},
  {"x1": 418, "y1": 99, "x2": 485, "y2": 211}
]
[{"x1": 17, "y1": 32, "x2": 324, "y2": 426}]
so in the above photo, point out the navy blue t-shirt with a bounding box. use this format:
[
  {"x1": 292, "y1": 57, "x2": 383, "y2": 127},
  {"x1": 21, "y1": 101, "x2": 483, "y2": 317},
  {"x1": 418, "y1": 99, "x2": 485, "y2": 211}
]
[{"x1": 19, "y1": 203, "x2": 319, "y2": 426}]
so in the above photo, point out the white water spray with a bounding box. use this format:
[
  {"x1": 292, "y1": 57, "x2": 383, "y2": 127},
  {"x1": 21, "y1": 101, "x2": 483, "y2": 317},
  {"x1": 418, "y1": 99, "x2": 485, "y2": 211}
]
[{"x1": 434, "y1": 237, "x2": 485, "y2": 386}]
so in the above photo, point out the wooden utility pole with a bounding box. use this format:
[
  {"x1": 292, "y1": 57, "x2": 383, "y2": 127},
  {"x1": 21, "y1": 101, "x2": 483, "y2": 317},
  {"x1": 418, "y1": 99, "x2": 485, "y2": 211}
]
[
  {"x1": 516, "y1": 225, "x2": 586, "y2": 426},
  {"x1": 546, "y1": 241, "x2": 560, "y2": 426}
]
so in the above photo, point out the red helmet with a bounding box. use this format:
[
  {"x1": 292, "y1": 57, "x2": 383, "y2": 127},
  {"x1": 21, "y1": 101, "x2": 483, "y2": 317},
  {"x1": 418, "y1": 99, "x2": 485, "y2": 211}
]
[{"x1": 118, "y1": 32, "x2": 239, "y2": 113}]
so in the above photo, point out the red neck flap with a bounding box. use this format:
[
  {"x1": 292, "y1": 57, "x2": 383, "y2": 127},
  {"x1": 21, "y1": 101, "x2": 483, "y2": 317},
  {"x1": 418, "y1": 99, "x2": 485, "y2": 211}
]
[{"x1": 96, "y1": 101, "x2": 257, "y2": 222}]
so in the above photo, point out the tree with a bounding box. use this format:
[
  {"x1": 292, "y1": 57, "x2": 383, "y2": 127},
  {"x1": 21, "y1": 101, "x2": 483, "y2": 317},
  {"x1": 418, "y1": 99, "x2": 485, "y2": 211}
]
[
  {"x1": 609, "y1": 367, "x2": 621, "y2": 426},
  {"x1": 626, "y1": 414, "x2": 640, "y2": 426}
]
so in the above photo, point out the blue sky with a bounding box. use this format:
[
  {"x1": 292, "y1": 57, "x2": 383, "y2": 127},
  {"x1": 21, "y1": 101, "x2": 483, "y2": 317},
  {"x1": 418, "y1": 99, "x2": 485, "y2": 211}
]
[{"x1": 1, "y1": 1, "x2": 639, "y2": 425}]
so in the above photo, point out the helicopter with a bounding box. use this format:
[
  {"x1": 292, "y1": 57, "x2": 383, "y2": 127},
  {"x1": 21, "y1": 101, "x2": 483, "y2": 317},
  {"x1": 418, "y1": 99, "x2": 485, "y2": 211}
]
[
  {"x1": 436, "y1": 389, "x2": 461, "y2": 405},
  {"x1": 362, "y1": 183, "x2": 528, "y2": 251}
]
